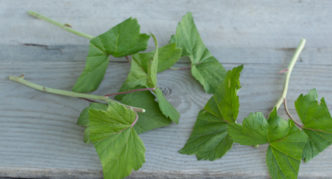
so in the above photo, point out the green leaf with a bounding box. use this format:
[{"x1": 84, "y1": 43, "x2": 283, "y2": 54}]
[
  {"x1": 77, "y1": 103, "x2": 107, "y2": 143},
  {"x1": 72, "y1": 18, "x2": 150, "y2": 92},
  {"x1": 125, "y1": 43, "x2": 182, "y2": 79},
  {"x1": 116, "y1": 35, "x2": 180, "y2": 132},
  {"x1": 202, "y1": 65, "x2": 243, "y2": 123},
  {"x1": 301, "y1": 130, "x2": 332, "y2": 162},
  {"x1": 267, "y1": 108, "x2": 291, "y2": 142},
  {"x1": 157, "y1": 43, "x2": 182, "y2": 72},
  {"x1": 154, "y1": 88, "x2": 180, "y2": 124},
  {"x1": 77, "y1": 106, "x2": 90, "y2": 127},
  {"x1": 226, "y1": 107, "x2": 307, "y2": 179},
  {"x1": 268, "y1": 122, "x2": 307, "y2": 161},
  {"x1": 180, "y1": 65, "x2": 243, "y2": 160},
  {"x1": 179, "y1": 110, "x2": 233, "y2": 160},
  {"x1": 267, "y1": 109, "x2": 308, "y2": 160},
  {"x1": 147, "y1": 34, "x2": 159, "y2": 88},
  {"x1": 87, "y1": 102, "x2": 145, "y2": 179},
  {"x1": 212, "y1": 65, "x2": 242, "y2": 123},
  {"x1": 228, "y1": 112, "x2": 268, "y2": 145},
  {"x1": 77, "y1": 103, "x2": 108, "y2": 127},
  {"x1": 171, "y1": 12, "x2": 226, "y2": 93},
  {"x1": 120, "y1": 53, "x2": 150, "y2": 90},
  {"x1": 116, "y1": 90, "x2": 172, "y2": 134},
  {"x1": 120, "y1": 43, "x2": 181, "y2": 89},
  {"x1": 266, "y1": 109, "x2": 308, "y2": 179},
  {"x1": 295, "y1": 89, "x2": 332, "y2": 129},
  {"x1": 190, "y1": 59, "x2": 227, "y2": 94},
  {"x1": 146, "y1": 39, "x2": 180, "y2": 123},
  {"x1": 266, "y1": 146, "x2": 300, "y2": 179},
  {"x1": 295, "y1": 89, "x2": 332, "y2": 161}
]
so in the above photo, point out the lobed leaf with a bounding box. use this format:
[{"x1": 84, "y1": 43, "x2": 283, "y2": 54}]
[
  {"x1": 295, "y1": 89, "x2": 332, "y2": 161},
  {"x1": 229, "y1": 108, "x2": 308, "y2": 179},
  {"x1": 77, "y1": 103, "x2": 108, "y2": 143},
  {"x1": 180, "y1": 65, "x2": 243, "y2": 160},
  {"x1": 115, "y1": 35, "x2": 180, "y2": 133},
  {"x1": 179, "y1": 110, "x2": 232, "y2": 160},
  {"x1": 266, "y1": 146, "x2": 299, "y2": 179},
  {"x1": 228, "y1": 112, "x2": 268, "y2": 145},
  {"x1": 212, "y1": 65, "x2": 242, "y2": 123},
  {"x1": 72, "y1": 18, "x2": 150, "y2": 92},
  {"x1": 120, "y1": 43, "x2": 182, "y2": 90},
  {"x1": 266, "y1": 109, "x2": 308, "y2": 179},
  {"x1": 170, "y1": 12, "x2": 226, "y2": 93},
  {"x1": 87, "y1": 102, "x2": 145, "y2": 179},
  {"x1": 77, "y1": 103, "x2": 108, "y2": 127},
  {"x1": 156, "y1": 43, "x2": 182, "y2": 72}
]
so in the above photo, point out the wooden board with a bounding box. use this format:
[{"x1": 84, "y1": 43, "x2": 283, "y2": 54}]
[{"x1": 1, "y1": 0, "x2": 332, "y2": 178}]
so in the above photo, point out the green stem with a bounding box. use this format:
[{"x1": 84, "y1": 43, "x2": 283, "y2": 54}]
[
  {"x1": 274, "y1": 38, "x2": 306, "y2": 110},
  {"x1": 9, "y1": 75, "x2": 145, "y2": 113},
  {"x1": 283, "y1": 98, "x2": 303, "y2": 128},
  {"x1": 27, "y1": 11, "x2": 94, "y2": 40}
]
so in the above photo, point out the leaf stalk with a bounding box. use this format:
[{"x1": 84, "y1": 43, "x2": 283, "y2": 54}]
[
  {"x1": 274, "y1": 38, "x2": 306, "y2": 110},
  {"x1": 27, "y1": 11, "x2": 94, "y2": 40},
  {"x1": 9, "y1": 75, "x2": 145, "y2": 113},
  {"x1": 283, "y1": 99, "x2": 303, "y2": 128}
]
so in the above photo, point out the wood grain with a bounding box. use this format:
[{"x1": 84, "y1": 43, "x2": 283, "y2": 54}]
[
  {"x1": 1, "y1": 0, "x2": 332, "y2": 178},
  {"x1": 2, "y1": 62, "x2": 332, "y2": 179}
]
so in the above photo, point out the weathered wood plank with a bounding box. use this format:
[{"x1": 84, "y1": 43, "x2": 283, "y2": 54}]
[
  {"x1": 2, "y1": 0, "x2": 332, "y2": 48},
  {"x1": 2, "y1": 0, "x2": 332, "y2": 178},
  {"x1": 1, "y1": 62, "x2": 332, "y2": 178},
  {"x1": 2, "y1": 45, "x2": 332, "y2": 65}
]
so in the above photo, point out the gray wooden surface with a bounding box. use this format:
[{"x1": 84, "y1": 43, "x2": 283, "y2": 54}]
[{"x1": 1, "y1": 0, "x2": 332, "y2": 178}]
